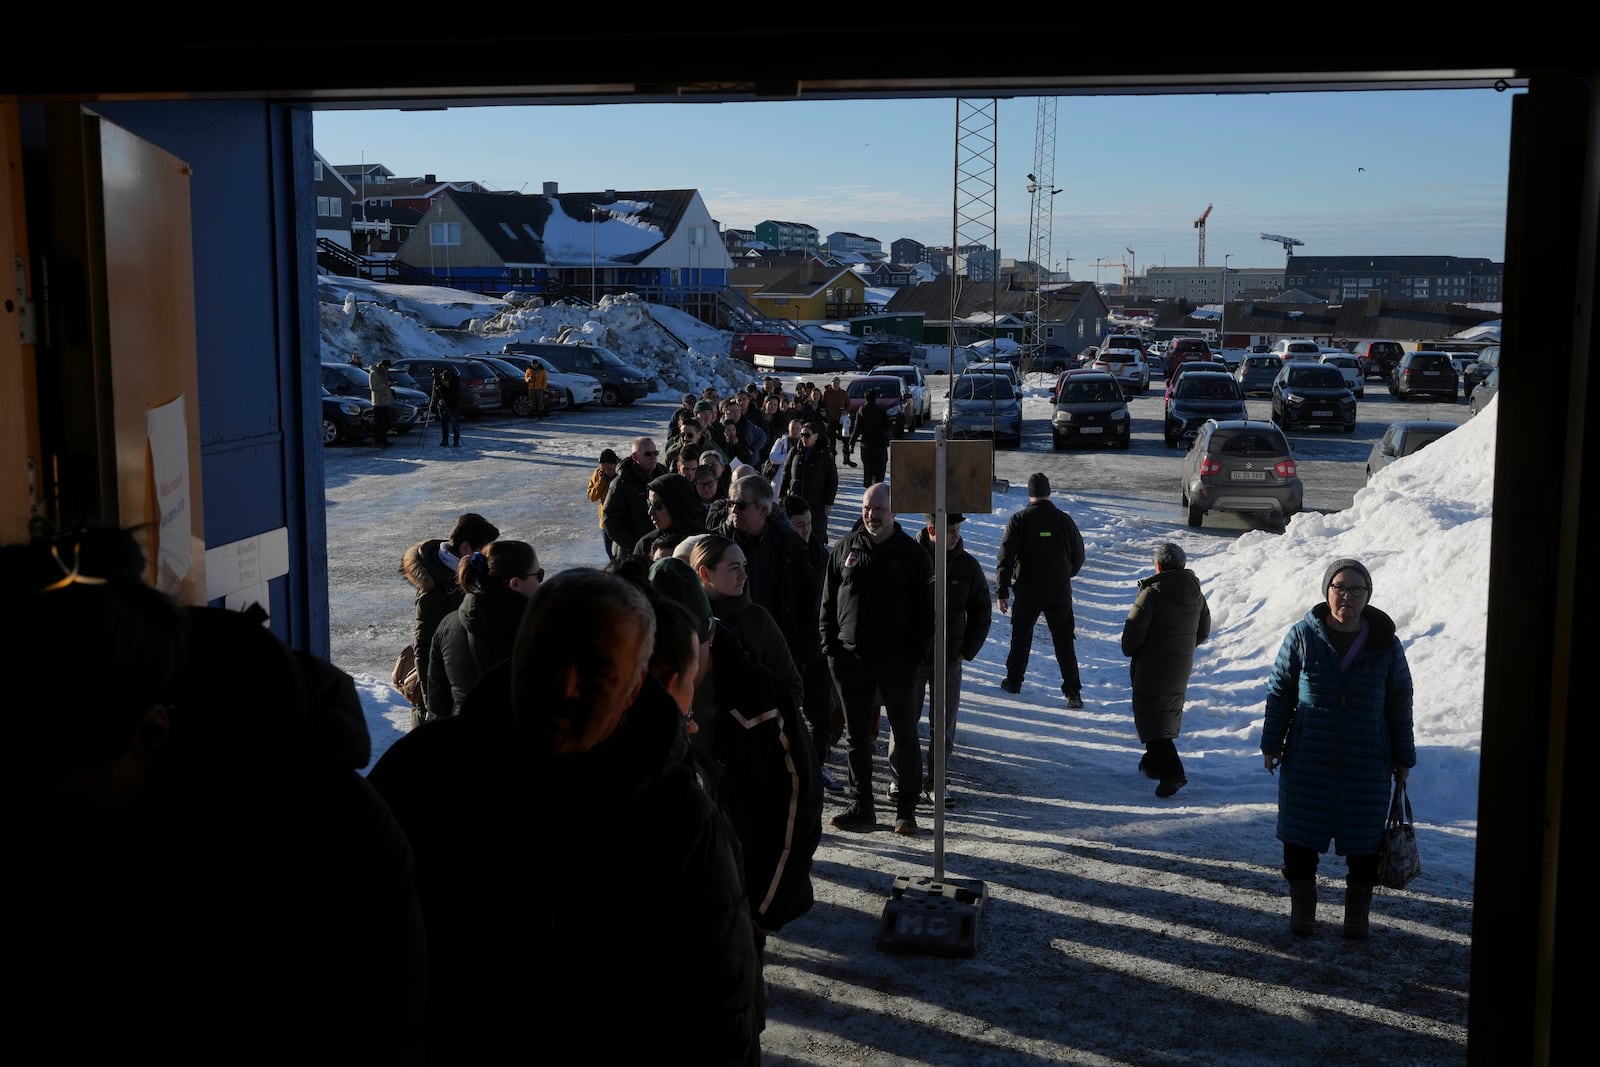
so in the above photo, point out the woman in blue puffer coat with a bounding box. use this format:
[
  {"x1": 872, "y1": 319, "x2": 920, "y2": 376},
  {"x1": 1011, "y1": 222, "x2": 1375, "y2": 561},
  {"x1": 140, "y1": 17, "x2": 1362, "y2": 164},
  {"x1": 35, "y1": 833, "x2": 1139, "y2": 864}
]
[{"x1": 1260, "y1": 558, "x2": 1415, "y2": 941}]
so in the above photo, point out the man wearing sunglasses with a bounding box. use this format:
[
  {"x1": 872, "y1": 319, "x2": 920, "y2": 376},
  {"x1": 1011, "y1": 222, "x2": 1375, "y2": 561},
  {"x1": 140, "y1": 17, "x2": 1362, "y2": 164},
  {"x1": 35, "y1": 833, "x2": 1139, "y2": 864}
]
[{"x1": 602, "y1": 436, "x2": 662, "y2": 561}]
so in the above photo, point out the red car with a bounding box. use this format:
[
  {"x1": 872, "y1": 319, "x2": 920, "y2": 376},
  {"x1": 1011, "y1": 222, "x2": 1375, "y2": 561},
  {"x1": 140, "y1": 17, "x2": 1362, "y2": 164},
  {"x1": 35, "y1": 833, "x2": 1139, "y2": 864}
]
[{"x1": 845, "y1": 374, "x2": 910, "y2": 437}]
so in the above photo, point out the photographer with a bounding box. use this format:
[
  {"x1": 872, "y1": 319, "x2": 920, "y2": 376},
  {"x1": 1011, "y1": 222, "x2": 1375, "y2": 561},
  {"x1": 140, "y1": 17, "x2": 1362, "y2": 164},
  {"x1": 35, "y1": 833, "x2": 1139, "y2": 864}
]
[
  {"x1": 368, "y1": 358, "x2": 395, "y2": 448},
  {"x1": 430, "y1": 365, "x2": 462, "y2": 448}
]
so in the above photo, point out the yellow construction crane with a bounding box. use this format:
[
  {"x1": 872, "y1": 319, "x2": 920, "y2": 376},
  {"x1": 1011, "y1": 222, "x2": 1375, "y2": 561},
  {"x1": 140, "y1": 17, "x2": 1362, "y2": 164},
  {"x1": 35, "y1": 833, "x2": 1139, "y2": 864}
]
[
  {"x1": 1092, "y1": 257, "x2": 1129, "y2": 291},
  {"x1": 1194, "y1": 204, "x2": 1213, "y2": 267}
]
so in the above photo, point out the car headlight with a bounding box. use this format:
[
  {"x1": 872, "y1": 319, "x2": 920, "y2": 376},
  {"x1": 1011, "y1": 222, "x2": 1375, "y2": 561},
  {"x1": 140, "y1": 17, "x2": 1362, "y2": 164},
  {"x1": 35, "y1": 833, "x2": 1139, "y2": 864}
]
[
  {"x1": 1112, "y1": 407, "x2": 1128, "y2": 420},
  {"x1": 339, "y1": 402, "x2": 362, "y2": 416},
  {"x1": 1054, "y1": 411, "x2": 1072, "y2": 424},
  {"x1": 1285, "y1": 394, "x2": 1305, "y2": 406}
]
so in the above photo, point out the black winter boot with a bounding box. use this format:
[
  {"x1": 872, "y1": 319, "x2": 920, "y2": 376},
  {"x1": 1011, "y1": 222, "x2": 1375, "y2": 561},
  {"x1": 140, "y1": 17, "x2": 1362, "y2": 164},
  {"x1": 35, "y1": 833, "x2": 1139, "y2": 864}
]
[{"x1": 1289, "y1": 879, "x2": 1317, "y2": 936}]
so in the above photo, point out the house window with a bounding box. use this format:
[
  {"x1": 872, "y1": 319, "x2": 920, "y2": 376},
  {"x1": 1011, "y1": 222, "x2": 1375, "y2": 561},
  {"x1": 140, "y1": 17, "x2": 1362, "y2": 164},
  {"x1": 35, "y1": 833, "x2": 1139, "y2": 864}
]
[
  {"x1": 316, "y1": 197, "x2": 329, "y2": 217},
  {"x1": 430, "y1": 222, "x2": 462, "y2": 247},
  {"x1": 329, "y1": 197, "x2": 341, "y2": 218},
  {"x1": 499, "y1": 223, "x2": 518, "y2": 240},
  {"x1": 522, "y1": 224, "x2": 538, "y2": 240},
  {"x1": 689, "y1": 226, "x2": 705, "y2": 246},
  {"x1": 314, "y1": 161, "x2": 323, "y2": 181}
]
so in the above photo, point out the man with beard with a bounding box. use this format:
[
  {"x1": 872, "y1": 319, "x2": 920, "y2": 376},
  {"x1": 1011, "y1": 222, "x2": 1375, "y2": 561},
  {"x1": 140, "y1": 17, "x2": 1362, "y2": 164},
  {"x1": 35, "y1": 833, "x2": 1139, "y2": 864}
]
[{"x1": 820, "y1": 481, "x2": 934, "y2": 836}]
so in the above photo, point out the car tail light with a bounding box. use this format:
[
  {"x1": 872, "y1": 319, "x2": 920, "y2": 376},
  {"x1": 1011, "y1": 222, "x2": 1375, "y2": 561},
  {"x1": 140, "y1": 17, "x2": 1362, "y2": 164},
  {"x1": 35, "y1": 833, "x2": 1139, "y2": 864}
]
[
  {"x1": 1199, "y1": 456, "x2": 1223, "y2": 476},
  {"x1": 1275, "y1": 459, "x2": 1297, "y2": 477}
]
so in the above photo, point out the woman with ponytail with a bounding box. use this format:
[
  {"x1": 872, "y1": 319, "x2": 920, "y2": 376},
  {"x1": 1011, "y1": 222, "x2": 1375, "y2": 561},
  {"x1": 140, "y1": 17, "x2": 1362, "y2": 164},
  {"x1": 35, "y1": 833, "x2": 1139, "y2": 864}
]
[{"x1": 425, "y1": 539, "x2": 543, "y2": 718}]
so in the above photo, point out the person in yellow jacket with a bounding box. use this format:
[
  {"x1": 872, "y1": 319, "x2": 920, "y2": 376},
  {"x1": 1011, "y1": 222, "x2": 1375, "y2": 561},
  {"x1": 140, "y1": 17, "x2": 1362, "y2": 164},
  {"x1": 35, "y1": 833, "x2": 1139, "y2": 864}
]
[
  {"x1": 587, "y1": 448, "x2": 622, "y2": 560},
  {"x1": 524, "y1": 361, "x2": 549, "y2": 418}
]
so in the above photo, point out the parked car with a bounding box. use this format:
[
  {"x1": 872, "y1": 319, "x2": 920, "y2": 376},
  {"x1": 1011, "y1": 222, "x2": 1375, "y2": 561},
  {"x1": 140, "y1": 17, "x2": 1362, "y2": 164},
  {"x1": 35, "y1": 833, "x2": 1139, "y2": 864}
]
[
  {"x1": 1463, "y1": 343, "x2": 1500, "y2": 391},
  {"x1": 1101, "y1": 333, "x2": 1147, "y2": 357},
  {"x1": 1318, "y1": 353, "x2": 1367, "y2": 398},
  {"x1": 846, "y1": 374, "x2": 910, "y2": 437},
  {"x1": 1164, "y1": 337, "x2": 1217, "y2": 380},
  {"x1": 911, "y1": 344, "x2": 973, "y2": 375},
  {"x1": 502, "y1": 341, "x2": 651, "y2": 406},
  {"x1": 1271, "y1": 362, "x2": 1358, "y2": 433},
  {"x1": 751, "y1": 341, "x2": 859, "y2": 374},
  {"x1": 1164, "y1": 362, "x2": 1234, "y2": 414},
  {"x1": 387, "y1": 356, "x2": 503, "y2": 420},
  {"x1": 967, "y1": 337, "x2": 1022, "y2": 363},
  {"x1": 1269, "y1": 338, "x2": 1324, "y2": 363},
  {"x1": 854, "y1": 338, "x2": 922, "y2": 370},
  {"x1": 1180, "y1": 419, "x2": 1303, "y2": 528},
  {"x1": 1144, "y1": 352, "x2": 1166, "y2": 378},
  {"x1": 1020, "y1": 342, "x2": 1073, "y2": 373},
  {"x1": 320, "y1": 362, "x2": 424, "y2": 434},
  {"x1": 1388, "y1": 350, "x2": 1460, "y2": 402},
  {"x1": 1091, "y1": 346, "x2": 1151, "y2": 397},
  {"x1": 471, "y1": 354, "x2": 567, "y2": 416},
  {"x1": 320, "y1": 387, "x2": 373, "y2": 445},
  {"x1": 1447, "y1": 353, "x2": 1477, "y2": 394},
  {"x1": 1235, "y1": 354, "x2": 1281, "y2": 397},
  {"x1": 964, "y1": 357, "x2": 1022, "y2": 394},
  {"x1": 1366, "y1": 419, "x2": 1459, "y2": 481},
  {"x1": 1469, "y1": 367, "x2": 1500, "y2": 417},
  {"x1": 946, "y1": 371, "x2": 1023, "y2": 449},
  {"x1": 494, "y1": 352, "x2": 598, "y2": 410},
  {"x1": 1051, "y1": 369, "x2": 1130, "y2": 450},
  {"x1": 874, "y1": 364, "x2": 931, "y2": 428},
  {"x1": 1354, "y1": 339, "x2": 1406, "y2": 381},
  {"x1": 730, "y1": 332, "x2": 799, "y2": 361},
  {"x1": 1164, "y1": 370, "x2": 1248, "y2": 448}
]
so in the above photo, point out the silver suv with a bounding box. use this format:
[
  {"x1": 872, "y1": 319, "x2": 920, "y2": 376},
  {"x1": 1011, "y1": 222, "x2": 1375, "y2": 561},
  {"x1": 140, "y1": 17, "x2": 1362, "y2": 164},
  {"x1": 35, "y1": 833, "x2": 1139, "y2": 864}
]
[{"x1": 1180, "y1": 419, "x2": 1303, "y2": 528}]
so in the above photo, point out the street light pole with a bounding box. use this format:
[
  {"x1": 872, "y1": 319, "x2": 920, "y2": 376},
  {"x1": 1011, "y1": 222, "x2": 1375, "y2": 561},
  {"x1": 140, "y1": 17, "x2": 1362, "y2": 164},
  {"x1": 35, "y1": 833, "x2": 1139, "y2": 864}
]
[
  {"x1": 1221, "y1": 253, "x2": 1232, "y2": 353},
  {"x1": 590, "y1": 208, "x2": 597, "y2": 305}
]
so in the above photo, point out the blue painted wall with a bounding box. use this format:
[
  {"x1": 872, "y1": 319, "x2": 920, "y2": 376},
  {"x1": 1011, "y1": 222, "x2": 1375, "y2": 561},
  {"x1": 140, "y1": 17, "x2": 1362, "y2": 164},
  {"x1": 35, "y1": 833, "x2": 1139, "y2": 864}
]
[{"x1": 83, "y1": 100, "x2": 329, "y2": 656}]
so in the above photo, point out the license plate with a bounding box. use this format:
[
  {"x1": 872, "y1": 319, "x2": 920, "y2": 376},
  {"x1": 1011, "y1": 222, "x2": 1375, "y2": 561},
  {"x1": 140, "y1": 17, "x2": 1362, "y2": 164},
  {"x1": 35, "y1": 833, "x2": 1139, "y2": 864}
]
[
  {"x1": 1079, "y1": 426, "x2": 1103, "y2": 434},
  {"x1": 1311, "y1": 409, "x2": 1333, "y2": 418},
  {"x1": 1231, "y1": 470, "x2": 1267, "y2": 482}
]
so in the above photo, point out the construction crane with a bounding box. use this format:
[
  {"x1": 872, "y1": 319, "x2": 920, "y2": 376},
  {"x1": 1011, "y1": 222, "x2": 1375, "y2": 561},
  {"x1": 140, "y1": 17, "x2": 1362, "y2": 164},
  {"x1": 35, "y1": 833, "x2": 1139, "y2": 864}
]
[
  {"x1": 1260, "y1": 232, "x2": 1305, "y2": 259},
  {"x1": 1025, "y1": 97, "x2": 1060, "y2": 360},
  {"x1": 1092, "y1": 257, "x2": 1129, "y2": 291},
  {"x1": 1194, "y1": 204, "x2": 1213, "y2": 268}
]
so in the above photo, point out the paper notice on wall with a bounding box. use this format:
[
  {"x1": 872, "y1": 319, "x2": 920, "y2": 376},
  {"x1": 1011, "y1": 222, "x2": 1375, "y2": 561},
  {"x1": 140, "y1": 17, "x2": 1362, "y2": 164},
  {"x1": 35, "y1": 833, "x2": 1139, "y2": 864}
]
[{"x1": 147, "y1": 395, "x2": 192, "y2": 594}]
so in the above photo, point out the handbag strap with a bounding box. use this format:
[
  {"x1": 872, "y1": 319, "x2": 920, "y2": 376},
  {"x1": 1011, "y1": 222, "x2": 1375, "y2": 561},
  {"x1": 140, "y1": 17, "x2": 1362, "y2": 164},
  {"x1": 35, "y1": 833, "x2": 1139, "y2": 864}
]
[{"x1": 1388, "y1": 780, "x2": 1414, "y2": 827}]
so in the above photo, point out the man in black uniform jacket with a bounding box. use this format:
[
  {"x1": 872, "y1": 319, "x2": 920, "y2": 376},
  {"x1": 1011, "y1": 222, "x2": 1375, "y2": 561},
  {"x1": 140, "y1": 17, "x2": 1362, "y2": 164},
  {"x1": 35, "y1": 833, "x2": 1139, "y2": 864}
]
[{"x1": 995, "y1": 473, "x2": 1088, "y2": 708}]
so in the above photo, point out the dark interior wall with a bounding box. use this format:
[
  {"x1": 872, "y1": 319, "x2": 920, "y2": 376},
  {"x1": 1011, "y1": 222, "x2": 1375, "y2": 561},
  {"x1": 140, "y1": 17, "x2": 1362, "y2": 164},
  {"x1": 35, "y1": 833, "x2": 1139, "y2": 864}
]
[{"x1": 70, "y1": 99, "x2": 327, "y2": 653}]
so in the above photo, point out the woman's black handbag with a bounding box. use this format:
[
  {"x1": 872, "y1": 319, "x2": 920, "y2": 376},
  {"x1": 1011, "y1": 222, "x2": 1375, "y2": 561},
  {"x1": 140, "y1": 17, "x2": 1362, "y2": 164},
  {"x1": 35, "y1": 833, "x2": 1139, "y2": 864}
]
[{"x1": 1378, "y1": 780, "x2": 1422, "y2": 889}]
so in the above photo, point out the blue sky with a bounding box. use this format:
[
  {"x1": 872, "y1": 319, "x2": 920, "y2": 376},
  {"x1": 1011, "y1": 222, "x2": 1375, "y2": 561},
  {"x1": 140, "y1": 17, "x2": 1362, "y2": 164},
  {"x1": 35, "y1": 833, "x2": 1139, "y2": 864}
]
[{"x1": 314, "y1": 87, "x2": 1517, "y2": 276}]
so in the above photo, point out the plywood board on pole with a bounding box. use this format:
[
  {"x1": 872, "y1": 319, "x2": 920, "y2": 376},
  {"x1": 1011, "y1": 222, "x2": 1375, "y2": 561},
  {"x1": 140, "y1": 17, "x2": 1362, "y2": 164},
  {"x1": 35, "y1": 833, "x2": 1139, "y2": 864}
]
[{"x1": 888, "y1": 439, "x2": 993, "y2": 515}]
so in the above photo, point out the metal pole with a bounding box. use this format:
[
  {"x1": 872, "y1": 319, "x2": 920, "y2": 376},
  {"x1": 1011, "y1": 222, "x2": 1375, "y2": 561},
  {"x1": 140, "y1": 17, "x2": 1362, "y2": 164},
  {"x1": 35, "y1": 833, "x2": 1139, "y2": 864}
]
[
  {"x1": 1221, "y1": 253, "x2": 1231, "y2": 352},
  {"x1": 932, "y1": 424, "x2": 948, "y2": 878},
  {"x1": 591, "y1": 208, "x2": 597, "y2": 304}
]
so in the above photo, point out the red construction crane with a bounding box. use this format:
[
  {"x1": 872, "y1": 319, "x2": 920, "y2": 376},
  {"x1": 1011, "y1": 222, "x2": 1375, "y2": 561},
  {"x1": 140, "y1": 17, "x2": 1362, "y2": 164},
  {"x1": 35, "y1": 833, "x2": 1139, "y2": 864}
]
[{"x1": 1194, "y1": 203, "x2": 1213, "y2": 268}]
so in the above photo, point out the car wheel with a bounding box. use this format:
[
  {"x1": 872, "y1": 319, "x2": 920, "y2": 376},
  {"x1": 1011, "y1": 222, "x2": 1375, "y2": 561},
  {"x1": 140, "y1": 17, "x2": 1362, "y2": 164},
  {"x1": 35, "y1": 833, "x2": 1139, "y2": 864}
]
[
  {"x1": 512, "y1": 394, "x2": 533, "y2": 418},
  {"x1": 601, "y1": 385, "x2": 621, "y2": 407},
  {"x1": 1052, "y1": 434, "x2": 1065, "y2": 451},
  {"x1": 1343, "y1": 422, "x2": 1355, "y2": 434},
  {"x1": 322, "y1": 418, "x2": 341, "y2": 446},
  {"x1": 565, "y1": 390, "x2": 580, "y2": 409},
  {"x1": 1187, "y1": 502, "x2": 1203, "y2": 528}
]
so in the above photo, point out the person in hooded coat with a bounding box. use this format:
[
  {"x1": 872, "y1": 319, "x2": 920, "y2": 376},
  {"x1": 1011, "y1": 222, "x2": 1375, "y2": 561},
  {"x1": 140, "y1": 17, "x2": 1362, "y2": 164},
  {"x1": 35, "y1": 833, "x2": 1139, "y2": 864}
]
[
  {"x1": 1120, "y1": 542, "x2": 1211, "y2": 799},
  {"x1": 426, "y1": 540, "x2": 543, "y2": 718},
  {"x1": 633, "y1": 471, "x2": 706, "y2": 560},
  {"x1": 401, "y1": 511, "x2": 500, "y2": 723}
]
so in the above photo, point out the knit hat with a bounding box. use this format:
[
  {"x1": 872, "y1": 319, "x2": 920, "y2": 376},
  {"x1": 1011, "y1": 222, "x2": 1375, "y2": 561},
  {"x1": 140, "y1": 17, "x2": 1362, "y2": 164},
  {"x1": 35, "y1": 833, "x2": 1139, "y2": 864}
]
[
  {"x1": 1027, "y1": 473, "x2": 1051, "y2": 498},
  {"x1": 648, "y1": 557, "x2": 715, "y2": 641},
  {"x1": 1322, "y1": 558, "x2": 1372, "y2": 596},
  {"x1": 694, "y1": 400, "x2": 715, "y2": 413},
  {"x1": 599, "y1": 448, "x2": 621, "y2": 465}
]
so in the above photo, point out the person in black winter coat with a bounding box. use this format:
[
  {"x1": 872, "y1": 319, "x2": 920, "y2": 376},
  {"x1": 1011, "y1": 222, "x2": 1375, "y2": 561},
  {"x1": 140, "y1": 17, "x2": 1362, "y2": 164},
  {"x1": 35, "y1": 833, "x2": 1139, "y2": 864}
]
[
  {"x1": 779, "y1": 424, "x2": 840, "y2": 542},
  {"x1": 4, "y1": 528, "x2": 427, "y2": 1065},
  {"x1": 426, "y1": 540, "x2": 543, "y2": 718},
  {"x1": 820, "y1": 482, "x2": 935, "y2": 835},
  {"x1": 368, "y1": 569, "x2": 762, "y2": 1065},
  {"x1": 893, "y1": 513, "x2": 992, "y2": 805},
  {"x1": 634, "y1": 471, "x2": 707, "y2": 560},
  {"x1": 431, "y1": 364, "x2": 463, "y2": 447},
  {"x1": 849, "y1": 391, "x2": 893, "y2": 487},
  {"x1": 1120, "y1": 542, "x2": 1211, "y2": 798},
  {"x1": 602, "y1": 436, "x2": 663, "y2": 558},
  {"x1": 995, "y1": 473, "x2": 1087, "y2": 706},
  {"x1": 401, "y1": 511, "x2": 500, "y2": 724}
]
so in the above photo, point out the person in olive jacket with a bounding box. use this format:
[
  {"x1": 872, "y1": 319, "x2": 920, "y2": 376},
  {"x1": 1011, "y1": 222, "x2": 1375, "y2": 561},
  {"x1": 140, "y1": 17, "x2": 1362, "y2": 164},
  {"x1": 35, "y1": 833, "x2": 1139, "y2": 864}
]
[{"x1": 1120, "y1": 542, "x2": 1211, "y2": 799}]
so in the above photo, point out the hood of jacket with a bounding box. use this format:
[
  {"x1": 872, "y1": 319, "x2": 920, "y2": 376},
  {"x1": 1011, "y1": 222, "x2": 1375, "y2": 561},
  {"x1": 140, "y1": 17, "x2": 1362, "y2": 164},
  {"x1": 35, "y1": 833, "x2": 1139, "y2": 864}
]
[
  {"x1": 648, "y1": 472, "x2": 704, "y2": 534},
  {"x1": 401, "y1": 538, "x2": 453, "y2": 593},
  {"x1": 458, "y1": 585, "x2": 530, "y2": 639},
  {"x1": 1137, "y1": 567, "x2": 1205, "y2": 608}
]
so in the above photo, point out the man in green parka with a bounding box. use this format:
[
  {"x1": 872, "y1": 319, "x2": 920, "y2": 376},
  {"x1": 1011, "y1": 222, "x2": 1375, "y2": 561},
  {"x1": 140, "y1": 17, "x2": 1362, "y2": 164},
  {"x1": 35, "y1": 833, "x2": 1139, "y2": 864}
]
[{"x1": 1121, "y1": 542, "x2": 1211, "y2": 798}]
